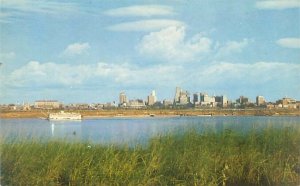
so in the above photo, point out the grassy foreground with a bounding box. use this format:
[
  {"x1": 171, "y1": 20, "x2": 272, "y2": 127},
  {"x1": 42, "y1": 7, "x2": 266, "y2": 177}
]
[{"x1": 1, "y1": 127, "x2": 300, "y2": 185}]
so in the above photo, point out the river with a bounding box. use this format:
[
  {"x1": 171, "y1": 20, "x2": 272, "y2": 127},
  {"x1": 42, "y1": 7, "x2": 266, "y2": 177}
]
[{"x1": 1, "y1": 116, "x2": 299, "y2": 145}]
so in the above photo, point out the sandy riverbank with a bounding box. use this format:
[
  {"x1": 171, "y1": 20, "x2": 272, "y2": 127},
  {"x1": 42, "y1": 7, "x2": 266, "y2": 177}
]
[{"x1": 1, "y1": 109, "x2": 299, "y2": 119}]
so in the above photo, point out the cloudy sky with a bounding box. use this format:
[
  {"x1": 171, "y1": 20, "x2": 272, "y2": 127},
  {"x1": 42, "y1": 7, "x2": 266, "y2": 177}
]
[{"x1": 0, "y1": 0, "x2": 299, "y2": 104}]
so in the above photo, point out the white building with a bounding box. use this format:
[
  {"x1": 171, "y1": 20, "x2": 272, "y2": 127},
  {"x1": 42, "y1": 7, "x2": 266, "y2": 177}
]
[
  {"x1": 174, "y1": 87, "x2": 190, "y2": 105},
  {"x1": 34, "y1": 100, "x2": 61, "y2": 109},
  {"x1": 119, "y1": 92, "x2": 127, "y2": 107},
  {"x1": 256, "y1": 96, "x2": 266, "y2": 106},
  {"x1": 128, "y1": 99, "x2": 145, "y2": 108},
  {"x1": 200, "y1": 93, "x2": 215, "y2": 106},
  {"x1": 147, "y1": 90, "x2": 157, "y2": 106}
]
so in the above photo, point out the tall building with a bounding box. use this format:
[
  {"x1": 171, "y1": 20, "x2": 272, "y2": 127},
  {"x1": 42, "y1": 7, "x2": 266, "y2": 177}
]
[
  {"x1": 222, "y1": 95, "x2": 228, "y2": 107},
  {"x1": 215, "y1": 95, "x2": 228, "y2": 107},
  {"x1": 174, "y1": 87, "x2": 181, "y2": 103},
  {"x1": 119, "y1": 92, "x2": 127, "y2": 106},
  {"x1": 236, "y1": 96, "x2": 249, "y2": 105},
  {"x1": 174, "y1": 87, "x2": 190, "y2": 105},
  {"x1": 256, "y1": 96, "x2": 266, "y2": 106},
  {"x1": 193, "y1": 93, "x2": 200, "y2": 104},
  {"x1": 147, "y1": 90, "x2": 157, "y2": 106},
  {"x1": 180, "y1": 91, "x2": 190, "y2": 104},
  {"x1": 199, "y1": 93, "x2": 215, "y2": 106}
]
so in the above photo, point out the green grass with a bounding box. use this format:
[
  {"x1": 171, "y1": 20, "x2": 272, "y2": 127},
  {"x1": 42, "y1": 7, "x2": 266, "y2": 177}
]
[{"x1": 1, "y1": 127, "x2": 300, "y2": 185}]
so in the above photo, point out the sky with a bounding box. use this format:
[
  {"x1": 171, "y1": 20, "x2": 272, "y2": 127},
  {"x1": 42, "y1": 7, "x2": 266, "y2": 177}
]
[{"x1": 0, "y1": 0, "x2": 299, "y2": 104}]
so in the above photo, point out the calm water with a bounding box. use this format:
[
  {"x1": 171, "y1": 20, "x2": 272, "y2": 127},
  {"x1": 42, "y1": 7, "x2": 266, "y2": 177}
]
[{"x1": 1, "y1": 116, "x2": 299, "y2": 145}]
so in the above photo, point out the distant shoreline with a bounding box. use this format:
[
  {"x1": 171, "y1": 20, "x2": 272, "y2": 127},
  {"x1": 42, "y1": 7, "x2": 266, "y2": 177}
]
[{"x1": 1, "y1": 108, "x2": 299, "y2": 119}]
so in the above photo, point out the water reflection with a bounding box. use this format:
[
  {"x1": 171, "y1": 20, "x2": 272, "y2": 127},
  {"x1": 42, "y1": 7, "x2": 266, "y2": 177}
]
[{"x1": 50, "y1": 121, "x2": 82, "y2": 141}]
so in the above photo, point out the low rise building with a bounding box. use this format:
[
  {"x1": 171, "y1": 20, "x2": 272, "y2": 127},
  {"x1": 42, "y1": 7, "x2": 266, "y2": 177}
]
[
  {"x1": 128, "y1": 99, "x2": 145, "y2": 109},
  {"x1": 266, "y1": 103, "x2": 275, "y2": 109},
  {"x1": 23, "y1": 103, "x2": 32, "y2": 111},
  {"x1": 103, "y1": 102, "x2": 116, "y2": 109},
  {"x1": 276, "y1": 97, "x2": 297, "y2": 109},
  {"x1": 163, "y1": 99, "x2": 173, "y2": 107},
  {"x1": 34, "y1": 100, "x2": 61, "y2": 109}
]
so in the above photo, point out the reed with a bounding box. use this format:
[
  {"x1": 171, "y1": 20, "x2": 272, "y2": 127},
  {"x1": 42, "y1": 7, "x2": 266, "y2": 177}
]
[{"x1": 1, "y1": 126, "x2": 299, "y2": 185}]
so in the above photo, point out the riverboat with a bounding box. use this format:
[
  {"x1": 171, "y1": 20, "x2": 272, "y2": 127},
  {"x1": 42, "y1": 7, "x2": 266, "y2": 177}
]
[{"x1": 48, "y1": 111, "x2": 82, "y2": 120}]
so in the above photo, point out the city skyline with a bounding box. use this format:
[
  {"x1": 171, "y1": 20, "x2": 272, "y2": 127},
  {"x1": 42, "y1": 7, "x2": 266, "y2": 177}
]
[
  {"x1": 1, "y1": 87, "x2": 297, "y2": 106},
  {"x1": 1, "y1": 0, "x2": 300, "y2": 104}
]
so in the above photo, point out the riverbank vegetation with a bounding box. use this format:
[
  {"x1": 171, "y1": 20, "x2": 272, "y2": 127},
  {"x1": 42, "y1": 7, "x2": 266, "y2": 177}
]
[{"x1": 1, "y1": 127, "x2": 300, "y2": 185}]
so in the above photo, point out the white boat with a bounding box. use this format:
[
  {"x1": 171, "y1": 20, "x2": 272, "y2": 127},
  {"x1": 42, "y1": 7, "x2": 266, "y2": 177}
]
[
  {"x1": 48, "y1": 111, "x2": 82, "y2": 120},
  {"x1": 197, "y1": 114, "x2": 212, "y2": 117}
]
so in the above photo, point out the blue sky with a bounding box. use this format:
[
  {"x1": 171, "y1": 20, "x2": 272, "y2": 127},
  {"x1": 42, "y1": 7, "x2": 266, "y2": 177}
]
[{"x1": 0, "y1": 0, "x2": 299, "y2": 104}]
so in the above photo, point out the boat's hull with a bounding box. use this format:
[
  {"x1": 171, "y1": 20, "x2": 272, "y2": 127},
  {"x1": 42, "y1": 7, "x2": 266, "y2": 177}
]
[
  {"x1": 48, "y1": 112, "x2": 82, "y2": 120},
  {"x1": 48, "y1": 117, "x2": 82, "y2": 120}
]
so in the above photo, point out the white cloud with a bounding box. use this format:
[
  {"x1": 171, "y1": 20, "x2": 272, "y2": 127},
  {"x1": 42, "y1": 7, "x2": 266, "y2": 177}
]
[
  {"x1": 0, "y1": 0, "x2": 79, "y2": 23},
  {"x1": 0, "y1": 52, "x2": 16, "y2": 62},
  {"x1": 107, "y1": 19, "x2": 185, "y2": 32},
  {"x1": 137, "y1": 26, "x2": 212, "y2": 62},
  {"x1": 256, "y1": 0, "x2": 300, "y2": 10},
  {"x1": 104, "y1": 5, "x2": 174, "y2": 17},
  {"x1": 62, "y1": 42, "x2": 90, "y2": 57},
  {"x1": 2, "y1": 60, "x2": 299, "y2": 101},
  {"x1": 198, "y1": 62, "x2": 293, "y2": 80},
  {"x1": 8, "y1": 61, "x2": 90, "y2": 86},
  {"x1": 187, "y1": 61, "x2": 300, "y2": 97},
  {"x1": 4, "y1": 61, "x2": 181, "y2": 88},
  {"x1": 1, "y1": 0, "x2": 78, "y2": 14},
  {"x1": 215, "y1": 39, "x2": 250, "y2": 57},
  {"x1": 276, "y1": 38, "x2": 300, "y2": 48}
]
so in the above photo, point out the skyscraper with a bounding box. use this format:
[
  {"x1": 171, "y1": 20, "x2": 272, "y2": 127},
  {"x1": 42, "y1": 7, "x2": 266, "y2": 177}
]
[
  {"x1": 237, "y1": 96, "x2": 249, "y2": 105},
  {"x1": 174, "y1": 87, "x2": 181, "y2": 103},
  {"x1": 174, "y1": 87, "x2": 190, "y2": 105},
  {"x1": 256, "y1": 96, "x2": 266, "y2": 106},
  {"x1": 147, "y1": 90, "x2": 157, "y2": 106},
  {"x1": 215, "y1": 95, "x2": 228, "y2": 107},
  {"x1": 193, "y1": 93, "x2": 200, "y2": 104},
  {"x1": 119, "y1": 92, "x2": 127, "y2": 105}
]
